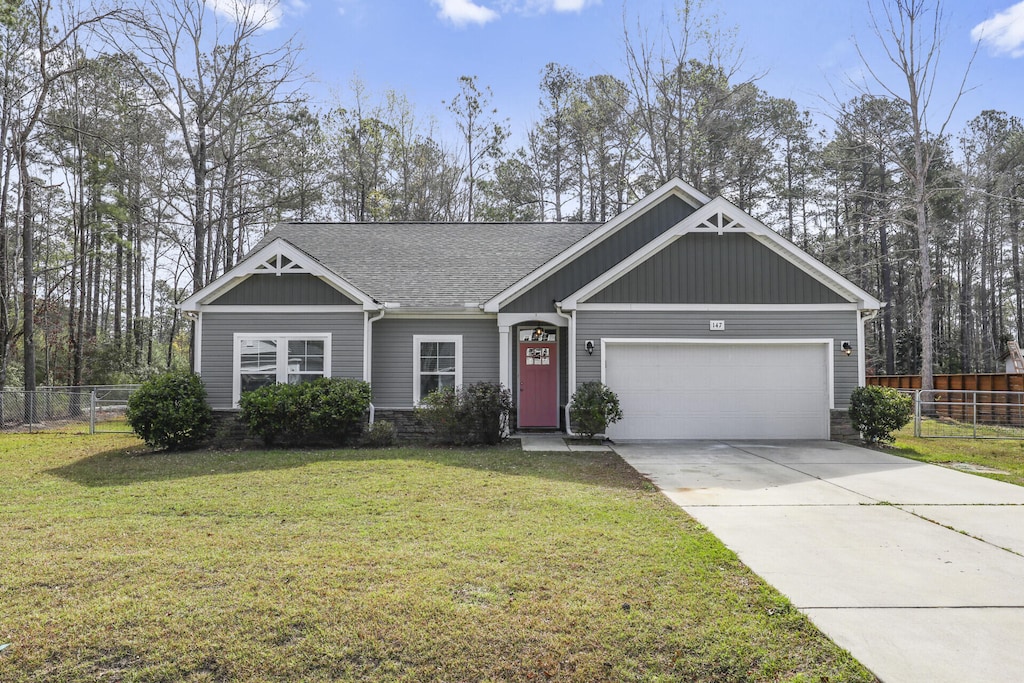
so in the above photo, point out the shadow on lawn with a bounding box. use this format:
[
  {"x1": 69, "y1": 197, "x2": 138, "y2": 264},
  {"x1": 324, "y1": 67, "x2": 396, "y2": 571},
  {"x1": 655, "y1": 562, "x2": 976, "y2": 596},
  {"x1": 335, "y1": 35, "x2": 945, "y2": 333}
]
[{"x1": 46, "y1": 443, "x2": 643, "y2": 491}]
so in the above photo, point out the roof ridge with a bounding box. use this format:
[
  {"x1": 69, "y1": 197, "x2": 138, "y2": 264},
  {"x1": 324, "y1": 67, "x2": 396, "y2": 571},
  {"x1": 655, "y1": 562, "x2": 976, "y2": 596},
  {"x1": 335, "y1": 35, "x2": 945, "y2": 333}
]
[{"x1": 275, "y1": 221, "x2": 603, "y2": 226}]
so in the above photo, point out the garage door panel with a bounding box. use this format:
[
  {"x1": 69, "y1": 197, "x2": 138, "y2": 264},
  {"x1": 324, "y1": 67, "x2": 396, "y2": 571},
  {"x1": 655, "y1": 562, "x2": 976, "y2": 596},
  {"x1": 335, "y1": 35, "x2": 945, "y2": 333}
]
[{"x1": 604, "y1": 342, "x2": 829, "y2": 440}]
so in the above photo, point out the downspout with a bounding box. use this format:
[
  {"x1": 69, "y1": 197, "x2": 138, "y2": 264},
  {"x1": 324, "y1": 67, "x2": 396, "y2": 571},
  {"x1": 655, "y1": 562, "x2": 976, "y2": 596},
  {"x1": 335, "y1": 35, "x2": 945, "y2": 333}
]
[
  {"x1": 364, "y1": 305, "x2": 386, "y2": 423},
  {"x1": 554, "y1": 302, "x2": 576, "y2": 436},
  {"x1": 858, "y1": 305, "x2": 881, "y2": 389},
  {"x1": 182, "y1": 309, "x2": 200, "y2": 375}
]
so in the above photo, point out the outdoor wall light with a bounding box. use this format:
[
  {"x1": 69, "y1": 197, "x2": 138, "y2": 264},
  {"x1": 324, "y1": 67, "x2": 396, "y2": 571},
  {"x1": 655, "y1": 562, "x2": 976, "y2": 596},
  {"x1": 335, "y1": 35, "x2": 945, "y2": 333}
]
[
  {"x1": 842, "y1": 341, "x2": 853, "y2": 356},
  {"x1": 585, "y1": 340, "x2": 595, "y2": 355}
]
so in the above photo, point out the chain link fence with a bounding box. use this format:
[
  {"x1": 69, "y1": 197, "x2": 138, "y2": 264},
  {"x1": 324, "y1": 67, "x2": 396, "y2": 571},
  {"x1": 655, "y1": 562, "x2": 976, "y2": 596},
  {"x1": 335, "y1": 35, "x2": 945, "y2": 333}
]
[{"x1": 0, "y1": 385, "x2": 140, "y2": 434}]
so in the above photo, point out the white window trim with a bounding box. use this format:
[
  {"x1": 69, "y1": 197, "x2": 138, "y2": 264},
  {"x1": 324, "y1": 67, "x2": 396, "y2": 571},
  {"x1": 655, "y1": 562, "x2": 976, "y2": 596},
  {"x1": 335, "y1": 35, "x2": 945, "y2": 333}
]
[
  {"x1": 412, "y1": 335, "x2": 463, "y2": 405},
  {"x1": 232, "y1": 333, "x2": 332, "y2": 407}
]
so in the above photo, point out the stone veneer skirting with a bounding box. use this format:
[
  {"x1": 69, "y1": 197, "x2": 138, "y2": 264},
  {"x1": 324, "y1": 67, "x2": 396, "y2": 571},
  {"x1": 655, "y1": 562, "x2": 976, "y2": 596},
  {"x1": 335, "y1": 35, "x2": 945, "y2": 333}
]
[
  {"x1": 830, "y1": 408, "x2": 861, "y2": 443},
  {"x1": 209, "y1": 408, "x2": 857, "y2": 446},
  {"x1": 371, "y1": 408, "x2": 432, "y2": 440}
]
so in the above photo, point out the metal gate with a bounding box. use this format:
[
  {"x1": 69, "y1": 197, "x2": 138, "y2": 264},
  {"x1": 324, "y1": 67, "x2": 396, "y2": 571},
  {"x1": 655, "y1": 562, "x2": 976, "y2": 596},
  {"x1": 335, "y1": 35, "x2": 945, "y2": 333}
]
[{"x1": 914, "y1": 389, "x2": 1024, "y2": 439}]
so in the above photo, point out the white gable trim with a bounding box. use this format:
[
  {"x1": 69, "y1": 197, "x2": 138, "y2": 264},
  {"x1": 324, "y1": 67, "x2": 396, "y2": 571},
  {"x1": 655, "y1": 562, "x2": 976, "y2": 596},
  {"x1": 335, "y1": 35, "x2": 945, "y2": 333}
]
[
  {"x1": 559, "y1": 197, "x2": 882, "y2": 311},
  {"x1": 482, "y1": 178, "x2": 710, "y2": 313},
  {"x1": 180, "y1": 238, "x2": 379, "y2": 312}
]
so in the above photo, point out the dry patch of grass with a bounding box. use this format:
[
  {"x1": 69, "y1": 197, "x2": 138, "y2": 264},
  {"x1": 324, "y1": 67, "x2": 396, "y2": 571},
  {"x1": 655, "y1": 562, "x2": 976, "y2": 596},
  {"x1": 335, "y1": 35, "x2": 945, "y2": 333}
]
[
  {"x1": 892, "y1": 425, "x2": 1024, "y2": 487},
  {"x1": 0, "y1": 431, "x2": 874, "y2": 682}
]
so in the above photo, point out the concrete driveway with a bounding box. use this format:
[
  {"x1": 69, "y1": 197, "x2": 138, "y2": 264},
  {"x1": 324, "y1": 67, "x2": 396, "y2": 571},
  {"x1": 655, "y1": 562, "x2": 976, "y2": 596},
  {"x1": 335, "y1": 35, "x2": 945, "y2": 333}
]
[{"x1": 612, "y1": 440, "x2": 1024, "y2": 683}]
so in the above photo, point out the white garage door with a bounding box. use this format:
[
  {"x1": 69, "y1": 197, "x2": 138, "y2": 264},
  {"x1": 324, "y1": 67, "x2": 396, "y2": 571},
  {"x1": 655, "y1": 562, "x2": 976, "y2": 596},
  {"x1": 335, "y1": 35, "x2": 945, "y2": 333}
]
[{"x1": 603, "y1": 341, "x2": 831, "y2": 440}]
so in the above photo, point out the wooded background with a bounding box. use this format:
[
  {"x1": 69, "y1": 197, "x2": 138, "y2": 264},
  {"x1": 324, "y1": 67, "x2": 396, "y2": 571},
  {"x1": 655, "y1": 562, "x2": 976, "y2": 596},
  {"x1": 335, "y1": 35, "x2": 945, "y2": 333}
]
[{"x1": 1, "y1": 0, "x2": 1019, "y2": 391}]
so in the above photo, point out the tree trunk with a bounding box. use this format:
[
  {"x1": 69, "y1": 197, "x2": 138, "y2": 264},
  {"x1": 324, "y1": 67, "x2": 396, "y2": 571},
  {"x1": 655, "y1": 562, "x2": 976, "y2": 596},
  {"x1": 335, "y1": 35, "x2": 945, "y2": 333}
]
[{"x1": 20, "y1": 148, "x2": 36, "y2": 416}]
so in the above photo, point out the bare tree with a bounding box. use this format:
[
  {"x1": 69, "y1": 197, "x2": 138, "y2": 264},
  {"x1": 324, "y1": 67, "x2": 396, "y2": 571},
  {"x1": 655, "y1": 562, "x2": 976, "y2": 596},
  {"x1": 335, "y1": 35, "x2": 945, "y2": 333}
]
[
  {"x1": 446, "y1": 75, "x2": 508, "y2": 221},
  {"x1": 0, "y1": 0, "x2": 119, "y2": 396},
  {"x1": 854, "y1": 0, "x2": 974, "y2": 391},
  {"x1": 113, "y1": 0, "x2": 303, "y2": 294}
]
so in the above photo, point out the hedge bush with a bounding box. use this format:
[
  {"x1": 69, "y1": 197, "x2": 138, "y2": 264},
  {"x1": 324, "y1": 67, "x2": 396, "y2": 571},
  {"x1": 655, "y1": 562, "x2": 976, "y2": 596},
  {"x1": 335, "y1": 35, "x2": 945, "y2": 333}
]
[
  {"x1": 849, "y1": 385, "x2": 913, "y2": 444},
  {"x1": 126, "y1": 371, "x2": 213, "y2": 450},
  {"x1": 238, "y1": 378, "x2": 371, "y2": 446},
  {"x1": 569, "y1": 382, "x2": 623, "y2": 439},
  {"x1": 237, "y1": 382, "x2": 305, "y2": 446},
  {"x1": 415, "y1": 382, "x2": 513, "y2": 445}
]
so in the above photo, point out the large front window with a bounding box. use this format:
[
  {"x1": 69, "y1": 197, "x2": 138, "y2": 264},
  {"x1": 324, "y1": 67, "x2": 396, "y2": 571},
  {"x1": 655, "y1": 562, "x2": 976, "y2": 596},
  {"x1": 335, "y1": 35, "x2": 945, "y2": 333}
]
[
  {"x1": 413, "y1": 335, "x2": 462, "y2": 404},
  {"x1": 234, "y1": 334, "x2": 331, "y2": 405}
]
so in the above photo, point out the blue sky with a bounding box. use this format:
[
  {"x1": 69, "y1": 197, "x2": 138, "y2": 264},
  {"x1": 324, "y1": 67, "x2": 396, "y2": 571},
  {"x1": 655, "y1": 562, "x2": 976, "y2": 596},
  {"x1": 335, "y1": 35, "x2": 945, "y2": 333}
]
[{"x1": 248, "y1": 0, "x2": 1023, "y2": 143}]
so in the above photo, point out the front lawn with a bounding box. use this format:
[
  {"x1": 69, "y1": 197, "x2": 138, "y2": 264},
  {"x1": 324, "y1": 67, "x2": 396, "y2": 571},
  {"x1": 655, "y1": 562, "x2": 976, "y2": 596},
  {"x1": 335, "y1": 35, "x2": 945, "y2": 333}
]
[{"x1": 0, "y1": 432, "x2": 874, "y2": 682}]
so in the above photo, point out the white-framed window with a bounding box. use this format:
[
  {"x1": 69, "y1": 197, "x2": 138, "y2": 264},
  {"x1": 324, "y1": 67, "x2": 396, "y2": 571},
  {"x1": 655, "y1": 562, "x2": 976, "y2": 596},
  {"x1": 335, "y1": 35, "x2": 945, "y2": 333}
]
[
  {"x1": 412, "y1": 335, "x2": 462, "y2": 404},
  {"x1": 233, "y1": 333, "x2": 332, "y2": 406}
]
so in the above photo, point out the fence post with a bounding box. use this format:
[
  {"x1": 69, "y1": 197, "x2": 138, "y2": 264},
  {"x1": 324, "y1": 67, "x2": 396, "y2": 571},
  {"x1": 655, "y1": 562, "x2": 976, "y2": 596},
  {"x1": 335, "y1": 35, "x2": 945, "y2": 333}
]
[
  {"x1": 973, "y1": 391, "x2": 978, "y2": 439},
  {"x1": 90, "y1": 390, "x2": 96, "y2": 435},
  {"x1": 915, "y1": 390, "x2": 921, "y2": 437}
]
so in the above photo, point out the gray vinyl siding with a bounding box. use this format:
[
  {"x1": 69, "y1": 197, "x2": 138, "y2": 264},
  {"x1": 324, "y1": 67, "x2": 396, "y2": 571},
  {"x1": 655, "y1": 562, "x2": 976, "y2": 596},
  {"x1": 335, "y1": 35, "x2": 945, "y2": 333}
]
[
  {"x1": 575, "y1": 310, "x2": 862, "y2": 408},
  {"x1": 503, "y1": 195, "x2": 695, "y2": 313},
  {"x1": 200, "y1": 311, "x2": 365, "y2": 409},
  {"x1": 589, "y1": 233, "x2": 849, "y2": 304},
  {"x1": 370, "y1": 317, "x2": 499, "y2": 407},
  {"x1": 210, "y1": 274, "x2": 357, "y2": 305}
]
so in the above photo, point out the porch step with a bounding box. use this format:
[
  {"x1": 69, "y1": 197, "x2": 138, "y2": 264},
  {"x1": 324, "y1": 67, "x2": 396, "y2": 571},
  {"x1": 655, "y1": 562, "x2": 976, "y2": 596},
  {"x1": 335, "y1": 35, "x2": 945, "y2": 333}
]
[
  {"x1": 519, "y1": 435, "x2": 611, "y2": 452},
  {"x1": 520, "y1": 435, "x2": 570, "y2": 452}
]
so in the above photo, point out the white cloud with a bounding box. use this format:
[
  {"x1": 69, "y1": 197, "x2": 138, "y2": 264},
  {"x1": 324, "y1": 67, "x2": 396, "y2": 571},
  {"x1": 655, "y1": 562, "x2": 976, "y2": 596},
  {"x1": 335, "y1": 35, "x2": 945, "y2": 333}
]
[
  {"x1": 431, "y1": 0, "x2": 594, "y2": 26},
  {"x1": 433, "y1": 0, "x2": 500, "y2": 26},
  {"x1": 500, "y1": 0, "x2": 596, "y2": 14},
  {"x1": 286, "y1": 0, "x2": 309, "y2": 16},
  {"x1": 208, "y1": 0, "x2": 284, "y2": 29},
  {"x1": 551, "y1": 0, "x2": 588, "y2": 12},
  {"x1": 972, "y1": 2, "x2": 1024, "y2": 57}
]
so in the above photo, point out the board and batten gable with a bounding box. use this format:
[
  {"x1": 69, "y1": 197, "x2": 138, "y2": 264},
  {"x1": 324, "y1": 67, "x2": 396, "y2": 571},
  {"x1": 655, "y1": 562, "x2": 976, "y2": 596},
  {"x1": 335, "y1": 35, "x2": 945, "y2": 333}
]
[
  {"x1": 587, "y1": 233, "x2": 849, "y2": 305},
  {"x1": 211, "y1": 273, "x2": 358, "y2": 306},
  {"x1": 370, "y1": 316, "x2": 500, "y2": 408},
  {"x1": 575, "y1": 311, "x2": 861, "y2": 409},
  {"x1": 200, "y1": 312, "x2": 365, "y2": 409},
  {"x1": 501, "y1": 194, "x2": 696, "y2": 313}
]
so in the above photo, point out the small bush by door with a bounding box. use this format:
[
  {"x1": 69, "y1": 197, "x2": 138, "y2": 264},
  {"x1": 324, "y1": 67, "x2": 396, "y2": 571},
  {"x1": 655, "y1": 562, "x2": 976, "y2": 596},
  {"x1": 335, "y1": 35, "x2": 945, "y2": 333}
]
[{"x1": 569, "y1": 382, "x2": 623, "y2": 439}]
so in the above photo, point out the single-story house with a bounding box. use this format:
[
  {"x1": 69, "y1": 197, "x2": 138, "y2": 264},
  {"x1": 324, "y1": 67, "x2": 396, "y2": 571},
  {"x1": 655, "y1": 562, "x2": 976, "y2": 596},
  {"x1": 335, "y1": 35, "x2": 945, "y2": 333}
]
[{"x1": 181, "y1": 178, "x2": 881, "y2": 440}]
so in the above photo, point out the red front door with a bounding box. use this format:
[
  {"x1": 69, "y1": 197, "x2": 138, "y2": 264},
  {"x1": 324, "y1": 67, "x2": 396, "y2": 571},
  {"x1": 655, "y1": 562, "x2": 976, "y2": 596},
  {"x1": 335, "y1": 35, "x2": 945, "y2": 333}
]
[{"x1": 519, "y1": 340, "x2": 558, "y2": 427}]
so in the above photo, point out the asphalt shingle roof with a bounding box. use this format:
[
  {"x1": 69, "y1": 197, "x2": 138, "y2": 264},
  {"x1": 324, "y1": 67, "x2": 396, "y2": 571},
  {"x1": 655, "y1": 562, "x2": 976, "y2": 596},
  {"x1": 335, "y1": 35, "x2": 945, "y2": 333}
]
[{"x1": 257, "y1": 222, "x2": 602, "y2": 308}]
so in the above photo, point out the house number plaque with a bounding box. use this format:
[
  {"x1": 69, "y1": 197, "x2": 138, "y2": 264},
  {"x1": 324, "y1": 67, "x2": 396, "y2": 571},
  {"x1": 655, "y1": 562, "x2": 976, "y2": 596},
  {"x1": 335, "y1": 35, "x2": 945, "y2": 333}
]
[{"x1": 710, "y1": 320, "x2": 725, "y2": 331}]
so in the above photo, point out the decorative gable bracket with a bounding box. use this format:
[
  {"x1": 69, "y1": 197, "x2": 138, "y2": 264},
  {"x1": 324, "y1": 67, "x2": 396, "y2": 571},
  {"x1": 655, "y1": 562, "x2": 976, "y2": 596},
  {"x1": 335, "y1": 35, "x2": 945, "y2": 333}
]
[
  {"x1": 252, "y1": 253, "x2": 313, "y2": 276},
  {"x1": 691, "y1": 210, "x2": 744, "y2": 234}
]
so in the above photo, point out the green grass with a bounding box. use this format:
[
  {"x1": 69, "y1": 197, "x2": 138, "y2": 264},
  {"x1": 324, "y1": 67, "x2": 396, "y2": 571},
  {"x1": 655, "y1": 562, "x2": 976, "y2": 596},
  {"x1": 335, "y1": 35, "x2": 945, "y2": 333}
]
[
  {"x1": 0, "y1": 431, "x2": 874, "y2": 682},
  {"x1": 892, "y1": 424, "x2": 1024, "y2": 487}
]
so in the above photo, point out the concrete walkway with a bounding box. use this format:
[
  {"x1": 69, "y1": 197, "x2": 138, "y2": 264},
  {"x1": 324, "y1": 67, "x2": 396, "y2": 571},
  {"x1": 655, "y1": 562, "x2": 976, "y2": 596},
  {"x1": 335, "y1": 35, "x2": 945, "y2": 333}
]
[
  {"x1": 519, "y1": 435, "x2": 611, "y2": 452},
  {"x1": 612, "y1": 440, "x2": 1024, "y2": 683}
]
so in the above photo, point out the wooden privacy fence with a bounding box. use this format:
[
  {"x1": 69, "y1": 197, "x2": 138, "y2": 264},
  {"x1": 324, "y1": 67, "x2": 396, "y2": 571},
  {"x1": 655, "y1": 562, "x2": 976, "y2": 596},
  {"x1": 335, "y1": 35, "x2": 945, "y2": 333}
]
[{"x1": 868, "y1": 374, "x2": 1024, "y2": 424}]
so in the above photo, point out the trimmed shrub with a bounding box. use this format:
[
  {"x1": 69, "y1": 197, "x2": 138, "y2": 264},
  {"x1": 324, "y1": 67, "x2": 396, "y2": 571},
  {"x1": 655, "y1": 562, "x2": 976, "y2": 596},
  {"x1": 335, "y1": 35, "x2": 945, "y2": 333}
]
[
  {"x1": 849, "y1": 385, "x2": 913, "y2": 444},
  {"x1": 126, "y1": 371, "x2": 213, "y2": 450},
  {"x1": 363, "y1": 420, "x2": 397, "y2": 448},
  {"x1": 416, "y1": 386, "x2": 463, "y2": 445},
  {"x1": 238, "y1": 382, "x2": 305, "y2": 446},
  {"x1": 569, "y1": 382, "x2": 623, "y2": 439},
  {"x1": 239, "y1": 378, "x2": 371, "y2": 446},
  {"x1": 303, "y1": 378, "x2": 373, "y2": 444},
  {"x1": 462, "y1": 382, "x2": 513, "y2": 445},
  {"x1": 415, "y1": 382, "x2": 513, "y2": 445}
]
